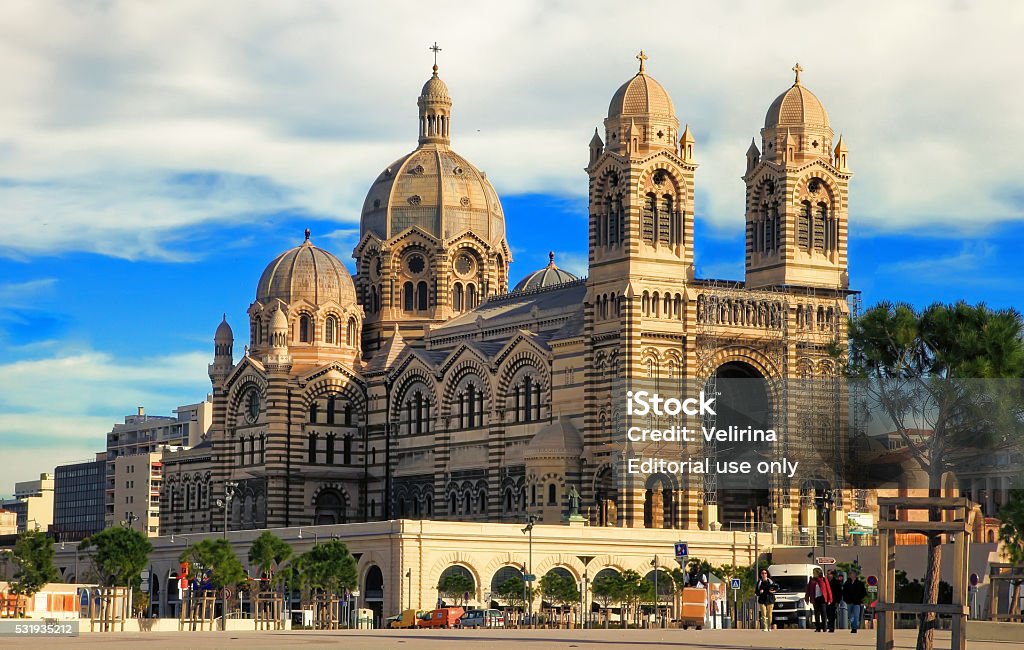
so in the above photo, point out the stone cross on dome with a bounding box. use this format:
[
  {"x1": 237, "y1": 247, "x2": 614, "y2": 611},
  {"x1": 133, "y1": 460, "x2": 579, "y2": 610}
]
[
  {"x1": 792, "y1": 62, "x2": 804, "y2": 86},
  {"x1": 636, "y1": 49, "x2": 648, "y2": 73},
  {"x1": 430, "y1": 41, "x2": 442, "y2": 73}
]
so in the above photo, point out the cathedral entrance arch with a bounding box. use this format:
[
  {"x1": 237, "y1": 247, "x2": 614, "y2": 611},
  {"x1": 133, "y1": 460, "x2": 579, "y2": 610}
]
[
  {"x1": 708, "y1": 361, "x2": 772, "y2": 527},
  {"x1": 313, "y1": 488, "x2": 347, "y2": 525},
  {"x1": 364, "y1": 565, "x2": 384, "y2": 626}
]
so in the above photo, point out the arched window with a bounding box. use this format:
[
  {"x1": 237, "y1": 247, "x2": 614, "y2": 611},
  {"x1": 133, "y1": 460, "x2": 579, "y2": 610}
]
[
  {"x1": 401, "y1": 386, "x2": 432, "y2": 436},
  {"x1": 813, "y1": 202, "x2": 826, "y2": 252},
  {"x1": 299, "y1": 314, "x2": 313, "y2": 343},
  {"x1": 253, "y1": 316, "x2": 263, "y2": 345},
  {"x1": 325, "y1": 316, "x2": 337, "y2": 344},
  {"x1": 478, "y1": 491, "x2": 486, "y2": 514},
  {"x1": 326, "y1": 396, "x2": 336, "y2": 425},
  {"x1": 307, "y1": 433, "x2": 318, "y2": 464},
  {"x1": 449, "y1": 493, "x2": 457, "y2": 515},
  {"x1": 547, "y1": 483, "x2": 557, "y2": 505},
  {"x1": 642, "y1": 193, "x2": 656, "y2": 243},
  {"x1": 515, "y1": 375, "x2": 542, "y2": 423},
  {"x1": 416, "y1": 281, "x2": 428, "y2": 311},
  {"x1": 403, "y1": 282, "x2": 414, "y2": 311},
  {"x1": 346, "y1": 319, "x2": 356, "y2": 346},
  {"x1": 658, "y1": 194, "x2": 673, "y2": 244},
  {"x1": 453, "y1": 283, "x2": 464, "y2": 311},
  {"x1": 343, "y1": 435, "x2": 352, "y2": 465},
  {"x1": 325, "y1": 434, "x2": 335, "y2": 465},
  {"x1": 371, "y1": 286, "x2": 380, "y2": 313},
  {"x1": 467, "y1": 284, "x2": 476, "y2": 309},
  {"x1": 799, "y1": 201, "x2": 812, "y2": 251}
]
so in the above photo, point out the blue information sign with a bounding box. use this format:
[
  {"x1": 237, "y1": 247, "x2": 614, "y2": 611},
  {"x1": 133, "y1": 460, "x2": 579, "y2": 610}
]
[
  {"x1": 674, "y1": 542, "x2": 688, "y2": 558},
  {"x1": 731, "y1": 578, "x2": 741, "y2": 590}
]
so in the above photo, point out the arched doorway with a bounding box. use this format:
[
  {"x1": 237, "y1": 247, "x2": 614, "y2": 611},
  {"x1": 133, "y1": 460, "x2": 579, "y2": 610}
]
[
  {"x1": 364, "y1": 565, "x2": 384, "y2": 627},
  {"x1": 438, "y1": 565, "x2": 476, "y2": 607},
  {"x1": 314, "y1": 488, "x2": 347, "y2": 525},
  {"x1": 708, "y1": 361, "x2": 772, "y2": 527},
  {"x1": 490, "y1": 565, "x2": 524, "y2": 613}
]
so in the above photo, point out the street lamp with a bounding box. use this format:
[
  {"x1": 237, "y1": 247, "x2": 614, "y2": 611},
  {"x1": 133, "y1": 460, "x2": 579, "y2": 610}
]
[
  {"x1": 216, "y1": 480, "x2": 239, "y2": 540},
  {"x1": 406, "y1": 569, "x2": 412, "y2": 610},
  {"x1": 521, "y1": 514, "x2": 537, "y2": 627}
]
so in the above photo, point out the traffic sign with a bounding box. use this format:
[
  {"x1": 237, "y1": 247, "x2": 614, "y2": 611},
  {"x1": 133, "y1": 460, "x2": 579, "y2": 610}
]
[
  {"x1": 815, "y1": 557, "x2": 837, "y2": 565},
  {"x1": 730, "y1": 578, "x2": 741, "y2": 590},
  {"x1": 866, "y1": 575, "x2": 878, "y2": 587},
  {"x1": 674, "y1": 542, "x2": 689, "y2": 558},
  {"x1": 524, "y1": 574, "x2": 536, "y2": 582}
]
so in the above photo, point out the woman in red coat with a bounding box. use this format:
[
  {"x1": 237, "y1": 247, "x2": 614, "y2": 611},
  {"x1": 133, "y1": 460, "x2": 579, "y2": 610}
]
[{"x1": 805, "y1": 567, "x2": 833, "y2": 632}]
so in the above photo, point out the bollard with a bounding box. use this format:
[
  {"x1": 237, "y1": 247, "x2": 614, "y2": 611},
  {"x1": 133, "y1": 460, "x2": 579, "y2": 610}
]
[{"x1": 838, "y1": 603, "x2": 848, "y2": 629}]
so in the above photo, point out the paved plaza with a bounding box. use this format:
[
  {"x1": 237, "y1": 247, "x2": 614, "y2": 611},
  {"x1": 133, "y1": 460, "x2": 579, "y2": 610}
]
[{"x1": 7, "y1": 628, "x2": 1023, "y2": 650}]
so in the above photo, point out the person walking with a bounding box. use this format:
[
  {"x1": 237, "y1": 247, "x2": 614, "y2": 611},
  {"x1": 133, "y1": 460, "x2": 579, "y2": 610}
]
[
  {"x1": 755, "y1": 569, "x2": 778, "y2": 631},
  {"x1": 805, "y1": 567, "x2": 832, "y2": 632},
  {"x1": 842, "y1": 569, "x2": 868, "y2": 633},
  {"x1": 826, "y1": 569, "x2": 844, "y2": 632}
]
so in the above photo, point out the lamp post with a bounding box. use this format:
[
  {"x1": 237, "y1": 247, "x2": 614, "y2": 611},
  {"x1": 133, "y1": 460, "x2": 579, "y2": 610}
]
[
  {"x1": 521, "y1": 514, "x2": 537, "y2": 628},
  {"x1": 651, "y1": 555, "x2": 659, "y2": 629},
  {"x1": 406, "y1": 569, "x2": 412, "y2": 610},
  {"x1": 217, "y1": 481, "x2": 239, "y2": 540}
]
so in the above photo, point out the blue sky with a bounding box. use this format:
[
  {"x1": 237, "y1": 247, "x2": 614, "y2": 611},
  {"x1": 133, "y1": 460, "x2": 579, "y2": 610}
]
[{"x1": 1, "y1": 1, "x2": 1023, "y2": 492}]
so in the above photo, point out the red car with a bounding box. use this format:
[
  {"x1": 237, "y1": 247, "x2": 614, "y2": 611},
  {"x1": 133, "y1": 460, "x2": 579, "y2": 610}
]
[{"x1": 417, "y1": 607, "x2": 465, "y2": 629}]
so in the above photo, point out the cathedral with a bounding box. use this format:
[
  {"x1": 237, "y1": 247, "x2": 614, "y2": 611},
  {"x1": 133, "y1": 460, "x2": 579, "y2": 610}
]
[{"x1": 160, "y1": 53, "x2": 855, "y2": 539}]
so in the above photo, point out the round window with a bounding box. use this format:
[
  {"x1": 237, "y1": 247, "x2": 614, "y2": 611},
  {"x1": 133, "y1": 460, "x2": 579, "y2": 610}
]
[
  {"x1": 454, "y1": 253, "x2": 474, "y2": 277},
  {"x1": 407, "y1": 254, "x2": 425, "y2": 275}
]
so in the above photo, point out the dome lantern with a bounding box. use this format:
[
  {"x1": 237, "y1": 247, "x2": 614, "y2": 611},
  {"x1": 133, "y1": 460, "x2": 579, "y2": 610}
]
[
  {"x1": 604, "y1": 51, "x2": 680, "y2": 157},
  {"x1": 513, "y1": 252, "x2": 579, "y2": 292},
  {"x1": 761, "y1": 63, "x2": 833, "y2": 164}
]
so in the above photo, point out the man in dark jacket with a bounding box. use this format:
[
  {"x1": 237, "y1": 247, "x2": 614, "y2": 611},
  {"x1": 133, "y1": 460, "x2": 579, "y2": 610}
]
[
  {"x1": 826, "y1": 570, "x2": 844, "y2": 632},
  {"x1": 842, "y1": 570, "x2": 868, "y2": 633}
]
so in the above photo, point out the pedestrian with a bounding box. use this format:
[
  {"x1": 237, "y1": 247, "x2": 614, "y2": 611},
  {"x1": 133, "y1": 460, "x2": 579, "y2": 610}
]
[
  {"x1": 842, "y1": 569, "x2": 868, "y2": 634},
  {"x1": 826, "y1": 569, "x2": 844, "y2": 632},
  {"x1": 755, "y1": 568, "x2": 778, "y2": 631},
  {"x1": 805, "y1": 567, "x2": 832, "y2": 632}
]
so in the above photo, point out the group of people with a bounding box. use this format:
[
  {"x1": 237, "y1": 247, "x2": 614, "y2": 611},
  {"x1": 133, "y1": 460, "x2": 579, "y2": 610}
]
[{"x1": 755, "y1": 567, "x2": 868, "y2": 633}]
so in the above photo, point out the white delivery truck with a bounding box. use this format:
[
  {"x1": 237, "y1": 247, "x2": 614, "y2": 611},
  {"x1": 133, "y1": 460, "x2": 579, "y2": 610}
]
[{"x1": 767, "y1": 564, "x2": 817, "y2": 629}]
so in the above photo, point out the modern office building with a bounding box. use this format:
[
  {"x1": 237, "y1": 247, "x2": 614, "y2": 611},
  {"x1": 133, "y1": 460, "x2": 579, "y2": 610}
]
[
  {"x1": 0, "y1": 473, "x2": 55, "y2": 533},
  {"x1": 52, "y1": 453, "x2": 108, "y2": 541}
]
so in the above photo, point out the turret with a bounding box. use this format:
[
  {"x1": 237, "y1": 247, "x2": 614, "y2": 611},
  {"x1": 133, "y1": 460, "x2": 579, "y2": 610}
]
[
  {"x1": 589, "y1": 128, "x2": 604, "y2": 166},
  {"x1": 679, "y1": 124, "x2": 695, "y2": 163}
]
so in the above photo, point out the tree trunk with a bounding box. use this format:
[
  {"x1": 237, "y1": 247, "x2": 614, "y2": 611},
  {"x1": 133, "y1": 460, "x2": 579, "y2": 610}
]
[{"x1": 915, "y1": 473, "x2": 944, "y2": 650}]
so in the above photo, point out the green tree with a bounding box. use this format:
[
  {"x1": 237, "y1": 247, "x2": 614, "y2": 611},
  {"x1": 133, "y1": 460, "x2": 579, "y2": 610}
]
[
  {"x1": 495, "y1": 576, "x2": 527, "y2": 611},
  {"x1": 437, "y1": 569, "x2": 474, "y2": 606},
  {"x1": 180, "y1": 537, "x2": 248, "y2": 624},
  {"x1": 539, "y1": 572, "x2": 579, "y2": 627},
  {"x1": 9, "y1": 530, "x2": 58, "y2": 598},
  {"x1": 248, "y1": 531, "x2": 293, "y2": 591},
  {"x1": 848, "y1": 301, "x2": 1024, "y2": 650},
  {"x1": 298, "y1": 540, "x2": 358, "y2": 598},
  {"x1": 80, "y1": 527, "x2": 153, "y2": 589},
  {"x1": 998, "y1": 489, "x2": 1024, "y2": 616},
  {"x1": 591, "y1": 572, "x2": 622, "y2": 628}
]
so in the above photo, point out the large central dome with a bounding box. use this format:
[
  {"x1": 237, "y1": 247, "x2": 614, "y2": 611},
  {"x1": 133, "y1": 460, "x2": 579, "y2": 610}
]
[
  {"x1": 359, "y1": 65, "x2": 506, "y2": 248},
  {"x1": 360, "y1": 146, "x2": 505, "y2": 246}
]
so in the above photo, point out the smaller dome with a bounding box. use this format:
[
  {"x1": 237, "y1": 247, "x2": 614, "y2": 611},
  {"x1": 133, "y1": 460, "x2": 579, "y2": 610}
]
[
  {"x1": 256, "y1": 230, "x2": 357, "y2": 307},
  {"x1": 608, "y1": 69, "x2": 675, "y2": 119},
  {"x1": 525, "y1": 417, "x2": 584, "y2": 459},
  {"x1": 765, "y1": 65, "x2": 829, "y2": 129},
  {"x1": 513, "y1": 252, "x2": 578, "y2": 292},
  {"x1": 421, "y1": 67, "x2": 449, "y2": 98},
  {"x1": 214, "y1": 315, "x2": 233, "y2": 343},
  {"x1": 270, "y1": 308, "x2": 287, "y2": 332}
]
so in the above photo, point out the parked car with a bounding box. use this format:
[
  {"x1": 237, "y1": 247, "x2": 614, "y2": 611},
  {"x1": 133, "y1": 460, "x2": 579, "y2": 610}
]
[
  {"x1": 457, "y1": 608, "x2": 506, "y2": 628},
  {"x1": 417, "y1": 607, "x2": 465, "y2": 629},
  {"x1": 388, "y1": 608, "x2": 426, "y2": 629}
]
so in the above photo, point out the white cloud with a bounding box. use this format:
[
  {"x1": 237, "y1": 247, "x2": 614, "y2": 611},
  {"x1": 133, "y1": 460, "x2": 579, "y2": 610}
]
[
  {"x1": 0, "y1": 1, "x2": 1020, "y2": 259},
  {"x1": 0, "y1": 348, "x2": 210, "y2": 486}
]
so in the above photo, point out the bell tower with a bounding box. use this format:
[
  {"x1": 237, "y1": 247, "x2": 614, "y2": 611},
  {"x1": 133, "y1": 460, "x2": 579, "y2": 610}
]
[{"x1": 744, "y1": 64, "x2": 852, "y2": 290}]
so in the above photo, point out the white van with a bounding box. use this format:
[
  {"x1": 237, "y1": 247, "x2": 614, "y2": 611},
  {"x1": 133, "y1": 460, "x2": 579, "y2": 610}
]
[{"x1": 766, "y1": 564, "x2": 817, "y2": 628}]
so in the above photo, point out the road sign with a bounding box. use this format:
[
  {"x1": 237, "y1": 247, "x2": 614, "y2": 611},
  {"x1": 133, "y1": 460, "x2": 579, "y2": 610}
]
[
  {"x1": 867, "y1": 585, "x2": 878, "y2": 594},
  {"x1": 815, "y1": 557, "x2": 837, "y2": 565},
  {"x1": 674, "y1": 542, "x2": 689, "y2": 558},
  {"x1": 730, "y1": 578, "x2": 741, "y2": 590},
  {"x1": 524, "y1": 574, "x2": 536, "y2": 582},
  {"x1": 970, "y1": 573, "x2": 979, "y2": 587},
  {"x1": 867, "y1": 575, "x2": 878, "y2": 587}
]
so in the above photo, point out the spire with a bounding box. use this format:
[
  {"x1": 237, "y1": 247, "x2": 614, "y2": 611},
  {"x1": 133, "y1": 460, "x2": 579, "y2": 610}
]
[
  {"x1": 746, "y1": 137, "x2": 761, "y2": 157},
  {"x1": 636, "y1": 49, "x2": 648, "y2": 74},
  {"x1": 833, "y1": 134, "x2": 849, "y2": 172},
  {"x1": 304, "y1": 228, "x2": 311, "y2": 242},
  {"x1": 679, "y1": 123, "x2": 695, "y2": 162},
  {"x1": 548, "y1": 251, "x2": 556, "y2": 266},
  {"x1": 792, "y1": 62, "x2": 804, "y2": 86},
  {"x1": 589, "y1": 127, "x2": 604, "y2": 148}
]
